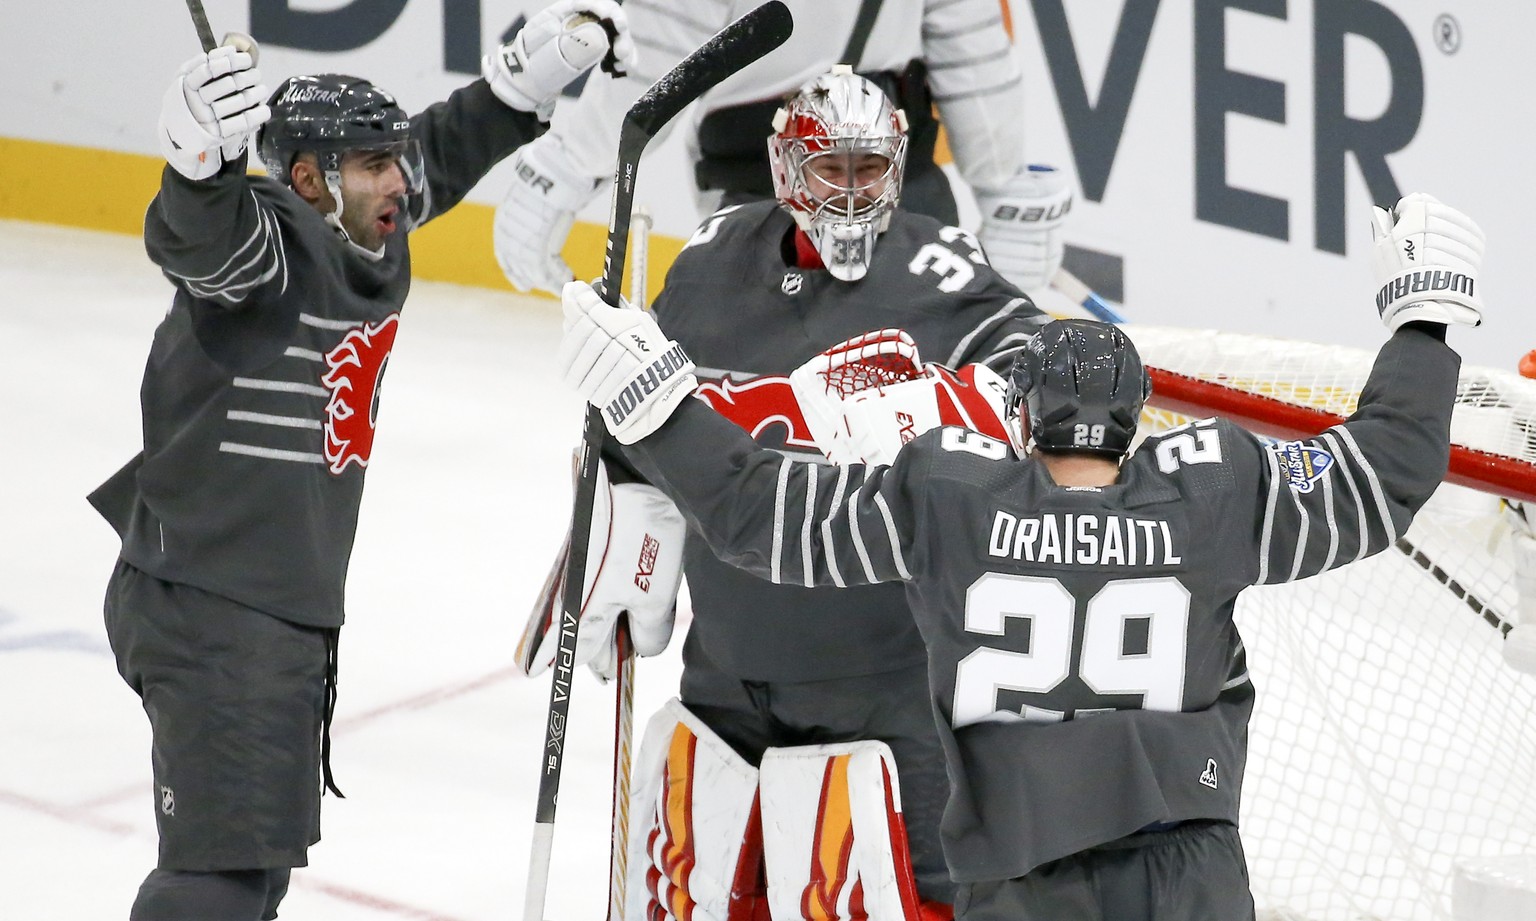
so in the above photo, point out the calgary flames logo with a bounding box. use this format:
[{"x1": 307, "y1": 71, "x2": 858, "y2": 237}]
[
  {"x1": 321, "y1": 314, "x2": 400, "y2": 475},
  {"x1": 693, "y1": 375, "x2": 818, "y2": 450}
]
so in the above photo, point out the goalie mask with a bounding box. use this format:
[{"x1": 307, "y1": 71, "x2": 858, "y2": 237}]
[
  {"x1": 1005, "y1": 319, "x2": 1151, "y2": 458},
  {"x1": 769, "y1": 65, "x2": 908, "y2": 282},
  {"x1": 258, "y1": 75, "x2": 429, "y2": 253}
]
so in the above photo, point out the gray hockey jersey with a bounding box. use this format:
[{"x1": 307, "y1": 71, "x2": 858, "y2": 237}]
[
  {"x1": 625, "y1": 326, "x2": 1456, "y2": 881},
  {"x1": 89, "y1": 81, "x2": 540, "y2": 627},
  {"x1": 639, "y1": 199, "x2": 1047, "y2": 681}
]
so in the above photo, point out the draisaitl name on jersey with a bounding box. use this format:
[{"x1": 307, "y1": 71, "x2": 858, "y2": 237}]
[{"x1": 987, "y1": 511, "x2": 1183, "y2": 567}]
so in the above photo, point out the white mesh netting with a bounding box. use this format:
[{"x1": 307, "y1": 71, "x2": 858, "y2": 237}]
[{"x1": 1125, "y1": 326, "x2": 1536, "y2": 921}]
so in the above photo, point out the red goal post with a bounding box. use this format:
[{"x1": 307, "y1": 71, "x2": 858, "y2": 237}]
[{"x1": 1126, "y1": 325, "x2": 1536, "y2": 921}]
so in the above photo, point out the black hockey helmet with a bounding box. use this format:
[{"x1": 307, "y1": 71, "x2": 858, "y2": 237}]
[
  {"x1": 258, "y1": 75, "x2": 411, "y2": 180},
  {"x1": 1005, "y1": 319, "x2": 1152, "y2": 457},
  {"x1": 257, "y1": 74, "x2": 427, "y2": 225}
]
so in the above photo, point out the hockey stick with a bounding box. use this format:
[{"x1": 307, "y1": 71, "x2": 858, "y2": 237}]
[
  {"x1": 606, "y1": 207, "x2": 652, "y2": 921},
  {"x1": 524, "y1": 8, "x2": 793, "y2": 921},
  {"x1": 1051, "y1": 266, "x2": 1126, "y2": 324},
  {"x1": 184, "y1": 0, "x2": 217, "y2": 50},
  {"x1": 182, "y1": 0, "x2": 258, "y2": 60}
]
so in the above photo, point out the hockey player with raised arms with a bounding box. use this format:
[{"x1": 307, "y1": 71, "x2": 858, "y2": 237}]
[
  {"x1": 493, "y1": 0, "x2": 1073, "y2": 298},
  {"x1": 87, "y1": 5, "x2": 634, "y2": 919},
  {"x1": 520, "y1": 69, "x2": 1048, "y2": 920},
  {"x1": 553, "y1": 190, "x2": 1483, "y2": 921}
]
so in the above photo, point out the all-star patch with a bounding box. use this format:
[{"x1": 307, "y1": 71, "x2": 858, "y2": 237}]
[{"x1": 1270, "y1": 440, "x2": 1334, "y2": 493}]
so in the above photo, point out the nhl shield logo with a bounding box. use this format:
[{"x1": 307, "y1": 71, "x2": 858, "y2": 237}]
[
  {"x1": 781, "y1": 271, "x2": 803, "y2": 295},
  {"x1": 160, "y1": 784, "x2": 176, "y2": 816}
]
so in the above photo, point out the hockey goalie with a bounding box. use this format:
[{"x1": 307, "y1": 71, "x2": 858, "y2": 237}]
[{"x1": 521, "y1": 328, "x2": 1012, "y2": 921}]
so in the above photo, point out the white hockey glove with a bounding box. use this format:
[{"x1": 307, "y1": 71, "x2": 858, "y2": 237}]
[
  {"x1": 494, "y1": 135, "x2": 602, "y2": 293},
  {"x1": 975, "y1": 164, "x2": 1073, "y2": 294},
  {"x1": 159, "y1": 37, "x2": 270, "y2": 181},
  {"x1": 483, "y1": 0, "x2": 637, "y2": 121},
  {"x1": 791, "y1": 329, "x2": 1011, "y2": 465},
  {"x1": 1370, "y1": 193, "x2": 1485, "y2": 333},
  {"x1": 559, "y1": 280, "x2": 698, "y2": 444},
  {"x1": 516, "y1": 456, "x2": 685, "y2": 681}
]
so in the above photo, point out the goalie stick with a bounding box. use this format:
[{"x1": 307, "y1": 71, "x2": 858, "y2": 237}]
[
  {"x1": 607, "y1": 206, "x2": 651, "y2": 921},
  {"x1": 524, "y1": 8, "x2": 794, "y2": 921}
]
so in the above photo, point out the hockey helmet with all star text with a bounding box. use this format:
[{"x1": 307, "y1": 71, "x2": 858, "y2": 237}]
[
  {"x1": 1005, "y1": 319, "x2": 1151, "y2": 458},
  {"x1": 768, "y1": 65, "x2": 908, "y2": 282},
  {"x1": 257, "y1": 75, "x2": 428, "y2": 227}
]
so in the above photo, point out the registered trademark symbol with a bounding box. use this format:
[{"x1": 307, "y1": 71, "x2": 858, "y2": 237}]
[{"x1": 1433, "y1": 14, "x2": 1461, "y2": 54}]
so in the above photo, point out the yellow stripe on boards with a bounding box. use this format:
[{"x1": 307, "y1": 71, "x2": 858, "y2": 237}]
[
  {"x1": 0, "y1": 136, "x2": 682, "y2": 303},
  {"x1": 0, "y1": 138, "x2": 162, "y2": 236}
]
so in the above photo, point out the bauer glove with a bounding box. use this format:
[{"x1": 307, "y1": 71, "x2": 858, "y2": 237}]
[
  {"x1": 975, "y1": 164, "x2": 1073, "y2": 294},
  {"x1": 494, "y1": 134, "x2": 602, "y2": 294}
]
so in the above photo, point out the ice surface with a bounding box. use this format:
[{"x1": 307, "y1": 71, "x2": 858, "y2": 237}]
[{"x1": 0, "y1": 219, "x2": 686, "y2": 920}]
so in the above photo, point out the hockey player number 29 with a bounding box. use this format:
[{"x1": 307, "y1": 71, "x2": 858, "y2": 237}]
[{"x1": 951, "y1": 573, "x2": 1192, "y2": 727}]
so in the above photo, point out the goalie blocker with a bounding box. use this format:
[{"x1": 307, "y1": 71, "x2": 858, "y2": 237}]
[
  {"x1": 623, "y1": 699, "x2": 943, "y2": 921},
  {"x1": 517, "y1": 455, "x2": 686, "y2": 680}
]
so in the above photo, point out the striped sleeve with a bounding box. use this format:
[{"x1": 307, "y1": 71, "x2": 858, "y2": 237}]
[
  {"x1": 163, "y1": 191, "x2": 287, "y2": 306},
  {"x1": 922, "y1": 0, "x2": 1027, "y2": 190},
  {"x1": 628, "y1": 400, "x2": 920, "y2": 589},
  {"x1": 145, "y1": 169, "x2": 289, "y2": 309},
  {"x1": 1246, "y1": 423, "x2": 1401, "y2": 585},
  {"x1": 943, "y1": 293, "x2": 1049, "y2": 372},
  {"x1": 1230, "y1": 328, "x2": 1458, "y2": 585}
]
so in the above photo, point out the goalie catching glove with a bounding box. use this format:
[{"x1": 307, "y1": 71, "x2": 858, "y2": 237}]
[
  {"x1": 1371, "y1": 193, "x2": 1485, "y2": 333},
  {"x1": 516, "y1": 455, "x2": 685, "y2": 681},
  {"x1": 559, "y1": 280, "x2": 698, "y2": 444},
  {"x1": 790, "y1": 328, "x2": 1012, "y2": 465},
  {"x1": 483, "y1": 0, "x2": 637, "y2": 121}
]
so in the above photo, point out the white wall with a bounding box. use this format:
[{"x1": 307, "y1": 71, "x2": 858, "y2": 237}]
[{"x1": 4, "y1": 0, "x2": 1528, "y2": 368}]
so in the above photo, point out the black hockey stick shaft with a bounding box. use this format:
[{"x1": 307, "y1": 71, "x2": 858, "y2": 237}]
[
  {"x1": 184, "y1": 0, "x2": 217, "y2": 51},
  {"x1": 525, "y1": 6, "x2": 792, "y2": 921}
]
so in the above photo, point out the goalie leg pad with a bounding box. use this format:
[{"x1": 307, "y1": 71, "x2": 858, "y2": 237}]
[
  {"x1": 759, "y1": 741, "x2": 924, "y2": 921},
  {"x1": 626, "y1": 699, "x2": 766, "y2": 921}
]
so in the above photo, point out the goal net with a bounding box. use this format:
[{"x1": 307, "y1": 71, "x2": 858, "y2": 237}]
[{"x1": 1127, "y1": 325, "x2": 1536, "y2": 921}]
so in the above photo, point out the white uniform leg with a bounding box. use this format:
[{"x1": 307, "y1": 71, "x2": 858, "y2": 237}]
[
  {"x1": 758, "y1": 741, "x2": 923, "y2": 921},
  {"x1": 625, "y1": 699, "x2": 765, "y2": 921}
]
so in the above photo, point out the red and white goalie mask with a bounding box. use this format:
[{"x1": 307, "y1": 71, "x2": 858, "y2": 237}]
[{"x1": 769, "y1": 65, "x2": 909, "y2": 282}]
